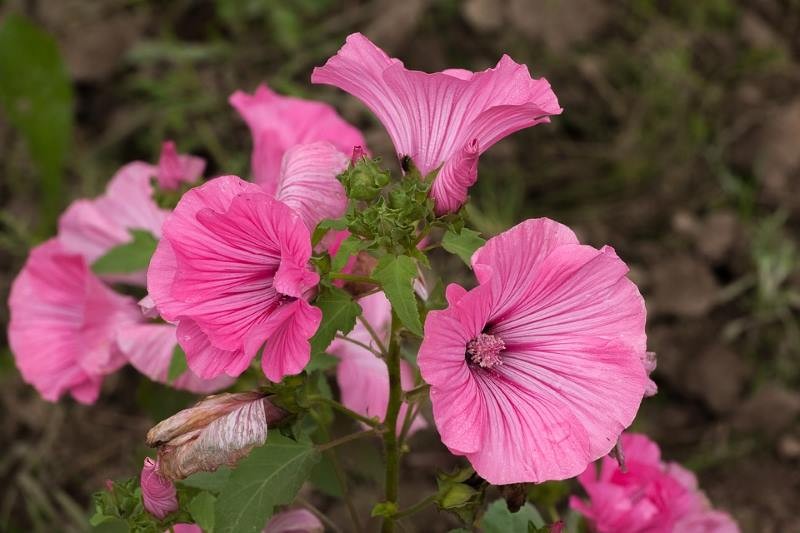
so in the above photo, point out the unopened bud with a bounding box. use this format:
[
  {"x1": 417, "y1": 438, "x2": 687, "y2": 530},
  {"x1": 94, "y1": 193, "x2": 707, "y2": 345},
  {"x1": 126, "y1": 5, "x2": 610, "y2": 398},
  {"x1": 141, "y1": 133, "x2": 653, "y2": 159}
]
[
  {"x1": 351, "y1": 145, "x2": 367, "y2": 165},
  {"x1": 146, "y1": 392, "x2": 288, "y2": 480}
]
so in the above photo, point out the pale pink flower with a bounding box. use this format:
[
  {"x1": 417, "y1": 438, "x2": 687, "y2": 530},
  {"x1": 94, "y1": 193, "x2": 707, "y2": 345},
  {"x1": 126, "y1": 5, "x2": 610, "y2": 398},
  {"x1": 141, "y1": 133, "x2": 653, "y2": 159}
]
[
  {"x1": 329, "y1": 292, "x2": 427, "y2": 435},
  {"x1": 115, "y1": 324, "x2": 234, "y2": 394},
  {"x1": 140, "y1": 457, "x2": 178, "y2": 519},
  {"x1": 570, "y1": 433, "x2": 739, "y2": 533},
  {"x1": 417, "y1": 218, "x2": 649, "y2": 484},
  {"x1": 312, "y1": 33, "x2": 562, "y2": 214},
  {"x1": 264, "y1": 508, "x2": 324, "y2": 533},
  {"x1": 230, "y1": 83, "x2": 365, "y2": 190},
  {"x1": 8, "y1": 239, "x2": 140, "y2": 403},
  {"x1": 147, "y1": 175, "x2": 322, "y2": 382}
]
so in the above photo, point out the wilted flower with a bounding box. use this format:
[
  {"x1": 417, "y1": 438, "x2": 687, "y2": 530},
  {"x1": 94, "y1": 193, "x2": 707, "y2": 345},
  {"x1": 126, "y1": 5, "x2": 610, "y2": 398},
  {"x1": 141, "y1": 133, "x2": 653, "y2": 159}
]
[
  {"x1": 140, "y1": 457, "x2": 178, "y2": 519},
  {"x1": 329, "y1": 291, "x2": 427, "y2": 434},
  {"x1": 570, "y1": 433, "x2": 739, "y2": 533},
  {"x1": 8, "y1": 239, "x2": 140, "y2": 403},
  {"x1": 146, "y1": 392, "x2": 288, "y2": 480},
  {"x1": 230, "y1": 83, "x2": 365, "y2": 189},
  {"x1": 312, "y1": 33, "x2": 561, "y2": 214},
  {"x1": 418, "y1": 218, "x2": 649, "y2": 484}
]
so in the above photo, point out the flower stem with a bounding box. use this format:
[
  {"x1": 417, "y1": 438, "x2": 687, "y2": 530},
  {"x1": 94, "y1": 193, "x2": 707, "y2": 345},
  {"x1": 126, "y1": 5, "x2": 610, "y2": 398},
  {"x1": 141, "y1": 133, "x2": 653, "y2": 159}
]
[
  {"x1": 381, "y1": 312, "x2": 403, "y2": 533},
  {"x1": 335, "y1": 334, "x2": 384, "y2": 358},
  {"x1": 358, "y1": 315, "x2": 387, "y2": 355},
  {"x1": 395, "y1": 493, "x2": 437, "y2": 519},
  {"x1": 329, "y1": 272, "x2": 381, "y2": 285},
  {"x1": 308, "y1": 396, "x2": 382, "y2": 428},
  {"x1": 316, "y1": 429, "x2": 377, "y2": 452}
]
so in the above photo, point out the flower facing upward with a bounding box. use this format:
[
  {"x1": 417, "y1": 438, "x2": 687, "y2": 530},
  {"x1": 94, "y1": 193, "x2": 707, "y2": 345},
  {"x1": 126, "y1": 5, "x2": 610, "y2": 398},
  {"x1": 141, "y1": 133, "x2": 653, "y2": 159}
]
[
  {"x1": 230, "y1": 83, "x2": 365, "y2": 191},
  {"x1": 312, "y1": 33, "x2": 562, "y2": 214},
  {"x1": 8, "y1": 240, "x2": 140, "y2": 403},
  {"x1": 418, "y1": 218, "x2": 649, "y2": 484},
  {"x1": 570, "y1": 433, "x2": 739, "y2": 533},
  {"x1": 147, "y1": 175, "x2": 322, "y2": 382}
]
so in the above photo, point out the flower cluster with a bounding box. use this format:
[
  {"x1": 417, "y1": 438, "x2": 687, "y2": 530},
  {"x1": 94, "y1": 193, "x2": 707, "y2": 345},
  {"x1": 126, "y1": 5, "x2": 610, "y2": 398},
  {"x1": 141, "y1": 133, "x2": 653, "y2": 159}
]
[{"x1": 8, "y1": 32, "x2": 738, "y2": 532}]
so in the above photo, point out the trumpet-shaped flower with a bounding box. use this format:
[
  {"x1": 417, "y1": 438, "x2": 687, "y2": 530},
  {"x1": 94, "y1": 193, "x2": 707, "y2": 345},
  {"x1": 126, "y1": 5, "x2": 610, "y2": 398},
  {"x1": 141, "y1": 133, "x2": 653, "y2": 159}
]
[
  {"x1": 329, "y1": 291, "x2": 427, "y2": 434},
  {"x1": 230, "y1": 83, "x2": 365, "y2": 191},
  {"x1": 8, "y1": 240, "x2": 140, "y2": 404},
  {"x1": 570, "y1": 433, "x2": 739, "y2": 533},
  {"x1": 147, "y1": 175, "x2": 322, "y2": 382},
  {"x1": 312, "y1": 33, "x2": 561, "y2": 214},
  {"x1": 418, "y1": 218, "x2": 649, "y2": 484}
]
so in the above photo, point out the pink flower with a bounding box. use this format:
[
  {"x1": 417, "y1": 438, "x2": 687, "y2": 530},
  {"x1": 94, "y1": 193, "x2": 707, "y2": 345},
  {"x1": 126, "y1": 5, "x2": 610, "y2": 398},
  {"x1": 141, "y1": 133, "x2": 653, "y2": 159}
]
[
  {"x1": 156, "y1": 140, "x2": 206, "y2": 190},
  {"x1": 140, "y1": 457, "x2": 178, "y2": 519},
  {"x1": 7, "y1": 239, "x2": 140, "y2": 403},
  {"x1": 230, "y1": 83, "x2": 365, "y2": 191},
  {"x1": 329, "y1": 292, "x2": 427, "y2": 435},
  {"x1": 312, "y1": 33, "x2": 562, "y2": 214},
  {"x1": 264, "y1": 508, "x2": 324, "y2": 533},
  {"x1": 570, "y1": 433, "x2": 739, "y2": 533},
  {"x1": 417, "y1": 218, "x2": 649, "y2": 484},
  {"x1": 170, "y1": 526, "x2": 202, "y2": 533},
  {"x1": 147, "y1": 175, "x2": 322, "y2": 382},
  {"x1": 115, "y1": 323, "x2": 234, "y2": 394}
]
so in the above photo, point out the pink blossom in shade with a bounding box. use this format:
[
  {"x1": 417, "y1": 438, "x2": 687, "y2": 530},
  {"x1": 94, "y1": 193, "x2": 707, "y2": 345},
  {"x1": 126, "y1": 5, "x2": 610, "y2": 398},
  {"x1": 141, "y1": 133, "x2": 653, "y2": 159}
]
[
  {"x1": 570, "y1": 433, "x2": 739, "y2": 533},
  {"x1": 115, "y1": 323, "x2": 235, "y2": 394},
  {"x1": 328, "y1": 292, "x2": 427, "y2": 435},
  {"x1": 264, "y1": 508, "x2": 324, "y2": 533},
  {"x1": 417, "y1": 218, "x2": 649, "y2": 484},
  {"x1": 140, "y1": 457, "x2": 178, "y2": 520},
  {"x1": 312, "y1": 33, "x2": 562, "y2": 214},
  {"x1": 7, "y1": 239, "x2": 140, "y2": 404},
  {"x1": 273, "y1": 141, "x2": 350, "y2": 230},
  {"x1": 169, "y1": 525, "x2": 202, "y2": 533},
  {"x1": 229, "y1": 83, "x2": 366, "y2": 191},
  {"x1": 147, "y1": 175, "x2": 322, "y2": 382},
  {"x1": 156, "y1": 140, "x2": 206, "y2": 190}
]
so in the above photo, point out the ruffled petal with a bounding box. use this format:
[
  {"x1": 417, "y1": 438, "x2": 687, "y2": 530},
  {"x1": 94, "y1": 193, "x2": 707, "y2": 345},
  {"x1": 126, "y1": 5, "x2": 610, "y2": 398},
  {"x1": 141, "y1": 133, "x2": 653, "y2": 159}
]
[
  {"x1": 275, "y1": 141, "x2": 349, "y2": 230},
  {"x1": 176, "y1": 319, "x2": 252, "y2": 379},
  {"x1": 229, "y1": 83, "x2": 365, "y2": 189}
]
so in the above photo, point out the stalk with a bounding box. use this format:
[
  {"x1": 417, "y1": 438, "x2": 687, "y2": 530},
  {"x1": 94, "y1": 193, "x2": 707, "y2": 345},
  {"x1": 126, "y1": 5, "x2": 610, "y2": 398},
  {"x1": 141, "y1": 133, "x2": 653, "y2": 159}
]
[{"x1": 381, "y1": 312, "x2": 403, "y2": 533}]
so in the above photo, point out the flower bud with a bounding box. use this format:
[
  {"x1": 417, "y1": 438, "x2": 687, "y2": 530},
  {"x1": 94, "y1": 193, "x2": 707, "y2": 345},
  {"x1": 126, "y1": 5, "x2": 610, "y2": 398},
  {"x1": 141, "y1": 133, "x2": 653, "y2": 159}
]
[
  {"x1": 146, "y1": 392, "x2": 288, "y2": 480},
  {"x1": 140, "y1": 457, "x2": 178, "y2": 519}
]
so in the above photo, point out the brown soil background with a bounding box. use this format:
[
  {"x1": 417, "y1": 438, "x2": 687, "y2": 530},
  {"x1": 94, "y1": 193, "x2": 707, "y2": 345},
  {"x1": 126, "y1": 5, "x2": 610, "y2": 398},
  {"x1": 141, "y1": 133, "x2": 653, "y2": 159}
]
[{"x1": 1, "y1": 1, "x2": 799, "y2": 531}]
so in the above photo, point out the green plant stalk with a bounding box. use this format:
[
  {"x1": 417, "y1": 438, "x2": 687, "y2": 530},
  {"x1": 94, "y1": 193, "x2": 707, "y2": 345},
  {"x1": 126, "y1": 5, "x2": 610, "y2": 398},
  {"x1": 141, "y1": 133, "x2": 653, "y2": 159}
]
[{"x1": 381, "y1": 312, "x2": 403, "y2": 533}]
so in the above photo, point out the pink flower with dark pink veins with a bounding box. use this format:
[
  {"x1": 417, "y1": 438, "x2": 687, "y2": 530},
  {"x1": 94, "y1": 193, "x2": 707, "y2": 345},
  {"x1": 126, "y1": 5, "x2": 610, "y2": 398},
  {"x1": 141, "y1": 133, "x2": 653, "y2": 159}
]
[
  {"x1": 570, "y1": 433, "x2": 739, "y2": 533},
  {"x1": 312, "y1": 33, "x2": 562, "y2": 214},
  {"x1": 418, "y1": 218, "x2": 649, "y2": 484},
  {"x1": 147, "y1": 175, "x2": 322, "y2": 382},
  {"x1": 329, "y1": 291, "x2": 427, "y2": 435},
  {"x1": 8, "y1": 239, "x2": 140, "y2": 404},
  {"x1": 230, "y1": 83, "x2": 365, "y2": 191},
  {"x1": 140, "y1": 457, "x2": 178, "y2": 520}
]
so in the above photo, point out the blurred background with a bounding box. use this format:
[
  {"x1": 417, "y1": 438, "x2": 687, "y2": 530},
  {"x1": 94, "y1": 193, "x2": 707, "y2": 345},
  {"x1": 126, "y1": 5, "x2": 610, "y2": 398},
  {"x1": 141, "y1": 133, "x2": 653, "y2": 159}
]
[{"x1": 1, "y1": 0, "x2": 799, "y2": 531}]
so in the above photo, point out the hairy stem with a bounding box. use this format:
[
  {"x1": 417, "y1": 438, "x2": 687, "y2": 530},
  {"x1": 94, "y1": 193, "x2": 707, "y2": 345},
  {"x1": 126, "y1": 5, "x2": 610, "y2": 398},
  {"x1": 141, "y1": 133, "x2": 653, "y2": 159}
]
[
  {"x1": 308, "y1": 396, "x2": 382, "y2": 428},
  {"x1": 316, "y1": 429, "x2": 377, "y2": 452},
  {"x1": 381, "y1": 312, "x2": 403, "y2": 533},
  {"x1": 358, "y1": 315, "x2": 388, "y2": 355},
  {"x1": 395, "y1": 493, "x2": 437, "y2": 519},
  {"x1": 335, "y1": 333, "x2": 384, "y2": 358}
]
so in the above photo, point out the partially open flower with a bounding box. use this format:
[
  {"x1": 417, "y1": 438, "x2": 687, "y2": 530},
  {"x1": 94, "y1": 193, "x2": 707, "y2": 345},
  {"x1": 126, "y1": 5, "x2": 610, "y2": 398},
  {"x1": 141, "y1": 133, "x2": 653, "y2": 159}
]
[{"x1": 146, "y1": 392, "x2": 288, "y2": 480}]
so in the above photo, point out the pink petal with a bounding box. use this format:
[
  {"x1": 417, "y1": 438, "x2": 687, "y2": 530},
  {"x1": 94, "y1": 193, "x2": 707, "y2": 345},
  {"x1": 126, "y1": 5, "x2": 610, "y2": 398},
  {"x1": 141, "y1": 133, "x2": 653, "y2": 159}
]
[
  {"x1": 264, "y1": 508, "x2": 324, "y2": 533},
  {"x1": 116, "y1": 323, "x2": 234, "y2": 393},
  {"x1": 176, "y1": 319, "x2": 252, "y2": 379},
  {"x1": 312, "y1": 33, "x2": 561, "y2": 212},
  {"x1": 156, "y1": 140, "x2": 205, "y2": 190},
  {"x1": 8, "y1": 239, "x2": 139, "y2": 403},
  {"x1": 140, "y1": 457, "x2": 178, "y2": 519},
  {"x1": 275, "y1": 141, "x2": 349, "y2": 230},
  {"x1": 171, "y1": 526, "x2": 202, "y2": 533},
  {"x1": 229, "y1": 83, "x2": 365, "y2": 189}
]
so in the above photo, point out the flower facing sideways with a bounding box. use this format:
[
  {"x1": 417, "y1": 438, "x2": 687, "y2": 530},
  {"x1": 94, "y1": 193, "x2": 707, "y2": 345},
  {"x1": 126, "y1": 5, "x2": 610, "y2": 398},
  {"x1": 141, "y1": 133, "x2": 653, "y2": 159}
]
[
  {"x1": 570, "y1": 433, "x2": 739, "y2": 533},
  {"x1": 418, "y1": 218, "x2": 649, "y2": 484},
  {"x1": 147, "y1": 175, "x2": 323, "y2": 382},
  {"x1": 312, "y1": 33, "x2": 562, "y2": 214}
]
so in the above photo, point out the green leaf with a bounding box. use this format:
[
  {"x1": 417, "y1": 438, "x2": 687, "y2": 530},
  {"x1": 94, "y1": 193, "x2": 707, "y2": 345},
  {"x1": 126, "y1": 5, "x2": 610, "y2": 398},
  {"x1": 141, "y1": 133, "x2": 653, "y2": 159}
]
[
  {"x1": 309, "y1": 285, "x2": 361, "y2": 355},
  {"x1": 481, "y1": 500, "x2": 545, "y2": 533},
  {"x1": 373, "y1": 255, "x2": 423, "y2": 336},
  {"x1": 90, "y1": 518, "x2": 130, "y2": 533},
  {"x1": 442, "y1": 228, "x2": 485, "y2": 266},
  {"x1": 371, "y1": 501, "x2": 398, "y2": 518},
  {"x1": 305, "y1": 352, "x2": 339, "y2": 372},
  {"x1": 167, "y1": 345, "x2": 189, "y2": 383},
  {"x1": 188, "y1": 491, "x2": 217, "y2": 533},
  {"x1": 214, "y1": 434, "x2": 320, "y2": 533},
  {"x1": 92, "y1": 230, "x2": 158, "y2": 275},
  {"x1": 310, "y1": 454, "x2": 342, "y2": 497},
  {"x1": 180, "y1": 468, "x2": 231, "y2": 492},
  {"x1": 0, "y1": 15, "x2": 73, "y2": 230},
  {"x1": 332, "y1": 234, "x2": 367, "y2": 272}
]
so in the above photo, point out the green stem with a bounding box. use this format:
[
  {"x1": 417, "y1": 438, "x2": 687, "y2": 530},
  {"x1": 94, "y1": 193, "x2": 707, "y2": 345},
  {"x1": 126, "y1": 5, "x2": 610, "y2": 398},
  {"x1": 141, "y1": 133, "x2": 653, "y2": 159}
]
[
  {"x1": 358, "y1": 315, "x2": 387, "y2": 355},
  {"x1": 395, "y1": 493, "x2": 437, "y2": 519},
  {"x1": 308, "y1": 396, "x2": 382, "y2": 428},
  {"x1": 381, "y1": 312, "x2": 403, "y2": 533},
  {"x1": 329, "y1": 272, "x2": 381, "y2": 285},
  {"x1": 335, "y1": 334, "x2": 384, "y2": 358},
  {"x1": 313, "y1": 422, "x2": 364, "y2": 533},
  {"x1": 316, "y1": 429, "x2": 377, "y2": 452}
]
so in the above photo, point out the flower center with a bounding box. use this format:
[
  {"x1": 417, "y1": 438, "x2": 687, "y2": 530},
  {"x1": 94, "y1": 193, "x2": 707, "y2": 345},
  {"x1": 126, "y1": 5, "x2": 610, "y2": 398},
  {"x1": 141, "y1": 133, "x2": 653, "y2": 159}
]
[{"x1": 466, "y1": 333, "x2": 505, "y2": 369}]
